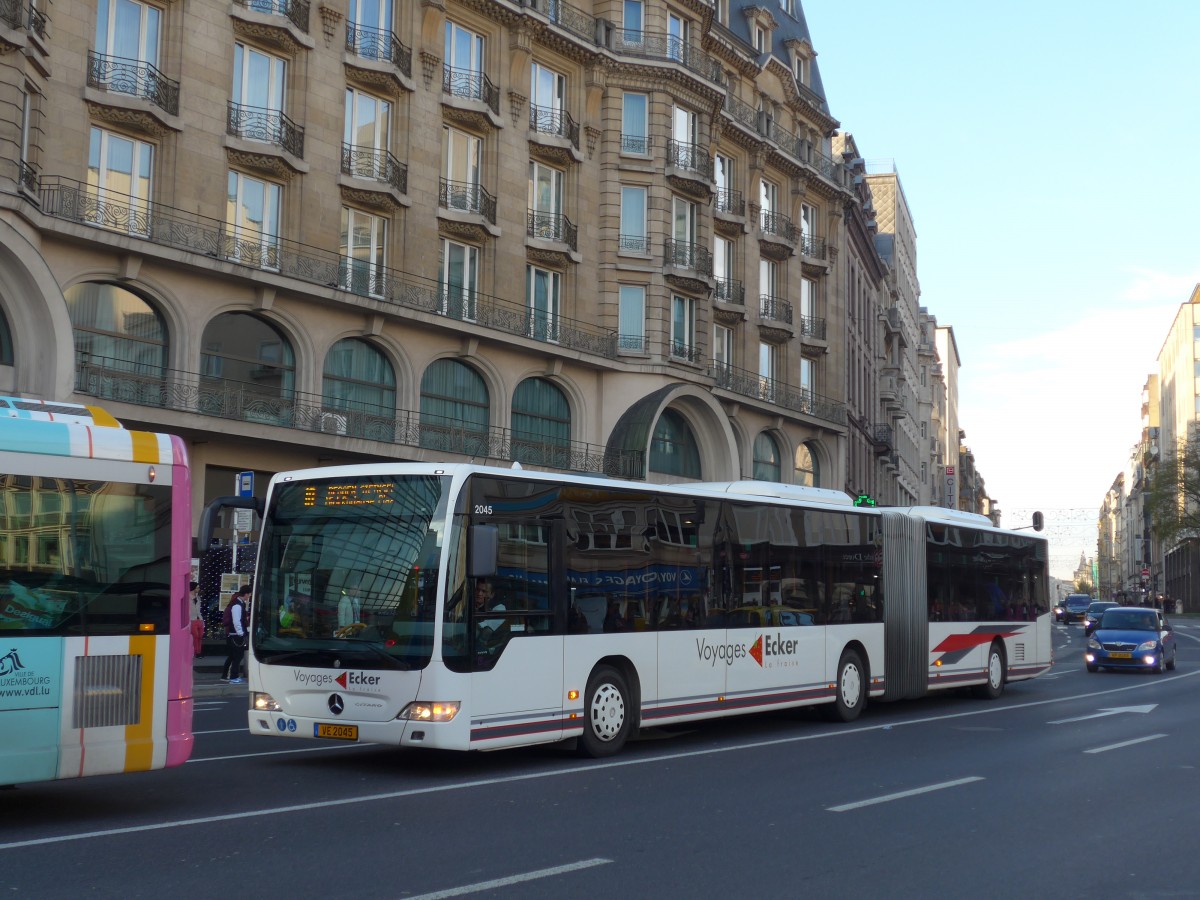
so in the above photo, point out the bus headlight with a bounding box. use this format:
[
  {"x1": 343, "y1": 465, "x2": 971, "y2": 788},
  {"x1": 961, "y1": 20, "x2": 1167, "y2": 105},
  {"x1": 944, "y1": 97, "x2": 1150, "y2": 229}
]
[
  {"x1": 252, "y1": 692, "x2": 281, "y2": 712},
  {"x1": 398, "y1": 701, "x2": 460, "y2": 722}
]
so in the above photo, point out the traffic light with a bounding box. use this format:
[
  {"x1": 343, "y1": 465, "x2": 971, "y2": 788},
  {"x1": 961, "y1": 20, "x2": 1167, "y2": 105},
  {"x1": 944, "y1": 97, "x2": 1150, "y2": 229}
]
[{"x1": 854, "y1": 494, "x2": 876, "y2": 507}]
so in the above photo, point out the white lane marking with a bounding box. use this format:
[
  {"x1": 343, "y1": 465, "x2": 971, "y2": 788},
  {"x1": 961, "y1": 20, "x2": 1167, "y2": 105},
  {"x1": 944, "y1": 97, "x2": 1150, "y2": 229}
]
[
  {"x1": 1084, "y1": 734, "x2": 1168, "y2": 754},
  {"x1": 5, "y1": 668, "x2": 1198, "y2": 851},
  {"x1": 827, "y1": 776, "x2": 984, "y2": 813},
  {"x1": 1048, "y1": 704, "x2": 1157, "y2": 725},
  {"x1": 406, "y1": 858, "x2": 612, "y2": 899},
  {"x1": 192, "y1": 728, "x2": 251, "y2": 735}
]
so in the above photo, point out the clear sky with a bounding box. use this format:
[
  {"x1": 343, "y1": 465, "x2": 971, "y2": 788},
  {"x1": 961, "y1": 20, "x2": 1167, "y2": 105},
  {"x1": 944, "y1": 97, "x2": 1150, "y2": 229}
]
[{"x1": 803, "y1": 1, "x2": 1200, "y2": 578}]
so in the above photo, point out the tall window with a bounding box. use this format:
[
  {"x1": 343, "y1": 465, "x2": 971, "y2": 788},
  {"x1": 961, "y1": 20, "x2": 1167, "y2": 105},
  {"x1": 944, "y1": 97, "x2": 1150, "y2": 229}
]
[
  {"x1": 795, "y1": 442, "x2": 819, "y2": 487},
  {"x1": 759, "y1": 258, "x2": 777, "y2": 298},
  {"x1": 713, "y1": 323, "x2": 733, "y2": 370},
  {"x1": 667, "y1": 11, "x2": 689, "y2": 62},
  {"x1": 66, "y1": 282, "x2": 166, "y2": 376},
  {"x1": 440, "y1": 239, "x2": 478, "y2": 320},
  {"x1": 618, "y1": 285, "x2": 645, "y2": 352},
  {"x1": 714, "y1": 154, "x2": 733, "y2": 200},
  {"x1": 753, "y1": 432, "x2": 781, "y2": 482},
  {"x1": 444, "y1": 19, "x2": 484, "y2": 99},
  {"x1": 511, "y1": 377, "x2": 570, "y2": 463},
  {"x1": 443, "y1": 126, "x2": 482, "y2": 211},
  {"x1": 620, "y1": 185, "x2": 647, "y2": 252},
  {"x1": 673, "y1": 196, "x2": 697, "y2": 246},
  {"x1": 527, "y1": 265, "x2": 560, "y2": 342},
  {"x1": 226, "y1": 171, "x2": 281, "y2": 268},
  {"x1": 622, "y1": 0, "x2": 643, "y2": 31},
  {"x1": 714, "y1": 235, "x2": 733, "y2": 296},
  {"x1": 323, "y1": 337, "x2": 395, "y2": 418},
  {"x1": 420, "y1": 359, "x2": 488, "y2": 452},
  {"x1": 800, "y1": 276, "x2": 815, "y2": 321},
  {"x1": 671, "y1": 294, "x2": 696, "y2": 359},
  {"x1": 349, "y1": 0, "x2": 391, "y2": 48},
  {"x1": 800, "y1": 202, "x2": 816, "y2": 239},
  {"x1": 88, "y1": 127, "x2": 153, "y2": 234},
  {"x1": 650, "y1": 409, "x2": 700, "y2": 478},
  {"x1": 672, "y1": 105, "x2": 696, "y2": 145},
  {"x1": 200, "y1": 313, "x2": 295, "y2": 424},
  {"x1": 233, "y1": 42, "x2": 285, "y2": 116},
  {"x1": 344, "y1": 88, "x2": 392, "y2": 179},
  {"x1": 19, "y1": 89, "x2": 33, "y2": 172},
  {"x1": 760, "y1": 178, "x2": 778, "y2": 216},
  {"x1": 621, "y1": 92, "x2": 648, "y2": 153},
  {"x1": 799, "y1": 357, "x2": 813, "y2": 392},
  {"x1": 759, "y1": 341, "x2": 775, "y2": 386},
  {"x1": 528, "y1": 160, "x2": 564, "y2": 239},
  {"x1": 530, "y1": 61, "x2": 564, "y2": 131},
  {"x1": 340, "y1": 207, "x2": 387, "y2": 298},
  {"x1": 94, "y1": 0, "x2": 161, "y2": 95}
]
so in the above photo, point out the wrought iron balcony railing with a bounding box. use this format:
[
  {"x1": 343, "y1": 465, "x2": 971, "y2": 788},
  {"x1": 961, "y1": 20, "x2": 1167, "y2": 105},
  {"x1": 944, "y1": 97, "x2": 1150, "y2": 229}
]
[
  {"x1": 87, "y1": 51, "x2": 179, "y2": 116},
  {"x1": 722, "y1": 93, "x2": 759, "y2": 132},
  {"x1": 439, "y1": 178, "x2": 496, "y2": 225},
  {"x1": 620, "y1": 133, "x2": 651, "y2": 154},
  {"x1": 227, "y1": 100, "x2": 304, "y2": 158},
  {"x1": 618, "y1": 233, "x2": 649, "y2": 253},
  {"x1": 341, "y1": 143, "x2": 407, "y2": 194},
  {"x1": 800, "y1": 233, "x2": 827, "y2": 260},
  {"x1": 530, "y1": 0, "x2": 594, "y2": 41},
  {"x1": 767, "y1": 121, "x2": 805, "y2": 161},
  {"x1": 442, "y1": 64, "x2": 499, "y2": 115},
  {"x1": 710, "y1": 362, "x2": 847, "y2": 426},
  {"x1": 810, "y1": 148, "x2": 843, "y2": 181},
  {"x1": 617, "y1": 333, "x2": 648, "y2": 353},
  {"x1": 663, "y1": 239, "x2": 713, "y2": 277},
  {"x1": 73, "y1": 355, "x2": 644, "y2": 478},
  {"x1": 799, "y1": 314, "x2": 827, "y2": 340},
  {"x1": 26, "y1": 1, "x2": 43, "y2": 36},
  {"x1": 610, "y1": 29, "x2": 723, "y2": 85},
  {"x1": 529, "y1": 103, "x2": 580, "y2": 149},
  {"x1": 527, "y1": 210, "x2": 577, "y2": 251},
  {"x1": 713, "y1": 188, "x2": 744, "y2": 216},
  {"x1": 759, "y1": 294, "x2": 793, "y2": 325},
  {"x1": 18, "y1": 159, "x2": 38, "y2": 194},
  {"x1": 234, "y1": 0, "x2": 309, "y2": 32},
  {"x1": 714, "y1": 277, "x2": 744, "y2": 305},
  {"x1": 870, "y1": 423, "x2": 893, "y2": 449},
  {"x1": 39, "y1": 176, "x2": 617, "y2": 358},
  {"x1": 1, "y1": 0, "x2": 44, "y2": 35},
  {"x1": 666, "y1": 139, "x2": 714, "y2": 180},
  {"x1": 759, "y1": 210, "x2": 799, "y2": 243},
  {"x1": 670, "y1": 340, "x2": 704, "y2": 364},
  {"x1": 345, "y1": 21, "x2": 411, "y2": 75}
]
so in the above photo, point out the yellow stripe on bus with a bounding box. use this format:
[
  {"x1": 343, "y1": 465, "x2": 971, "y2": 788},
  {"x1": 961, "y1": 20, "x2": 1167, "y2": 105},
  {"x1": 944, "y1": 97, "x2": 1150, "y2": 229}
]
[
  {"x1": 124, "y1": 634, "x2": 157, "y2": 773},
  {"x1": 84, "y1": 405, "x2": 122, "y2": 428},
  {"x1": 128, "y1": 429, "x2": 161, "y2": 465}
]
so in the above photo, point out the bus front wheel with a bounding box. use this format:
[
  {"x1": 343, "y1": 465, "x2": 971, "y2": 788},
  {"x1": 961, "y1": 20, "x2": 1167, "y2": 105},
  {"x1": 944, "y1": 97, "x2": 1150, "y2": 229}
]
[
  {"x1": 578, "y1": 665, "x2": 631, "y2": 758},
  {"x1": 826, "y1": 649, "x2": 865, "y2": 722}
]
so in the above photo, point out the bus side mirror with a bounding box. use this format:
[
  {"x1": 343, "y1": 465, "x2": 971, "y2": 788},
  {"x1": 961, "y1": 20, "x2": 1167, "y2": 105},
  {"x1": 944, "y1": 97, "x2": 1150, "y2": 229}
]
[
  {"x1": 468, "y1": 524, "x2": 498, "y2": 578},
  {"x1": 1031, "y1": 511, "x2": 1044, "y2": 532}
]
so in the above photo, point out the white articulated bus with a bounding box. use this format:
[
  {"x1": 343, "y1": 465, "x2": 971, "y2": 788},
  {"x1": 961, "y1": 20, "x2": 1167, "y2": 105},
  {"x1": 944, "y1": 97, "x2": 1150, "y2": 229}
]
[{"x1": 208, "y1": 464, "x2": 1050, "y2": 757}]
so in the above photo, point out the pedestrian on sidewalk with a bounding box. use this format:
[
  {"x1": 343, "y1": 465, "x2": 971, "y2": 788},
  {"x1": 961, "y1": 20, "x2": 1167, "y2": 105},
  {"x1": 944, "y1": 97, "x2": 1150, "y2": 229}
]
[
  {"x1": 188, "y1": 581, "x2": 203, "y2": 657},
  {"x1": 221, "y1": 585, "x2": 250, "y2": 683}
]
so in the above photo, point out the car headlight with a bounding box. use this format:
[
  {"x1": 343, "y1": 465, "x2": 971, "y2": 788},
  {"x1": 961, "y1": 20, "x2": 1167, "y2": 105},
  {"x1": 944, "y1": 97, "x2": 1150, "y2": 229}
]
[
  {"x1": 252, "y1": 691, "x2": 281, "y2": 712},
  {"x1": 398, "y1": 701, "x2": 460, "y2": 722},
  {"x1": 1136, "y1": 640, "x2": 1158, "y2": 653},
  {"x1": 1087, "y1": 637, "x2": 1101, "y2": 650}
]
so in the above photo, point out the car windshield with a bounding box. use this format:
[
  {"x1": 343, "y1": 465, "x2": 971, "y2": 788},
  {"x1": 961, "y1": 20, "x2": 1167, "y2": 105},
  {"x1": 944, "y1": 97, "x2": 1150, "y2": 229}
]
[
  {"x1": 1087, "y1": 603, "x2": 1116, "y2": 615},
  {"x1": 1099, "y1": 610, "x2": 1157, "y2": 631},
  {"x1": 1067, "y1": 599, "x2": 1090, "y2": 608}
]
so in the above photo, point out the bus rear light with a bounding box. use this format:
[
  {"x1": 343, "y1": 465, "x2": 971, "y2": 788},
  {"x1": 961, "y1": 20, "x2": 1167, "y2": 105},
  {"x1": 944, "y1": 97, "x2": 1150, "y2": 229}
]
[
  {"x1": 399, "y1": 701, "x2": 460, "y2": 722},
  {"x1": 252, "y1": 692, "x2": 281, "y2": 712}
]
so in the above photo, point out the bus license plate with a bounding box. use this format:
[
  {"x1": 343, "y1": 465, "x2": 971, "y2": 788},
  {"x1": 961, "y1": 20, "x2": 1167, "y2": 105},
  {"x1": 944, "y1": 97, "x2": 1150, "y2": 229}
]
[
  {"x1": 1108, "y1": 652, "x2": 1132, "y2": 659},
  {"x1": 315, "y1": 723, "x2": 359, "y2": 740}
]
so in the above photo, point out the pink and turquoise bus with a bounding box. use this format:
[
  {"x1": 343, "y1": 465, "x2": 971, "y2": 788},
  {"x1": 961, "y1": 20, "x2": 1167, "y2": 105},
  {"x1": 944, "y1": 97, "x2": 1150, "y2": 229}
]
[{"x1": 0, "y1": 397, "x2": 193, "y2": 785}]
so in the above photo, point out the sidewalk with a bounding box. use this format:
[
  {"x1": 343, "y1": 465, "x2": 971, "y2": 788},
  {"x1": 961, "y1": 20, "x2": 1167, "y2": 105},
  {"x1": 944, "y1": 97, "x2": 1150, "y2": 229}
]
[{"x1": 192, "y1": 639, "x2": 251, "y2": 698}]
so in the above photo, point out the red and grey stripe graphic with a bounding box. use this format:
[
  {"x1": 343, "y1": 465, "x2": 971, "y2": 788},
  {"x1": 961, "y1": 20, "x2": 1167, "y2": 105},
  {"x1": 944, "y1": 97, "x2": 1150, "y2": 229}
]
[{"x1": 931, "y1": 625, "x2": 1026, "y2": 665}]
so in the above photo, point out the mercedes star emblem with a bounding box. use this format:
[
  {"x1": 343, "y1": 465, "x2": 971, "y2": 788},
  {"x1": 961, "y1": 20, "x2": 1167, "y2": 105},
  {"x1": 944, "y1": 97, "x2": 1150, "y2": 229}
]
[{"x1": 328, "y1": 694, "x2": 344, "y2": 715}]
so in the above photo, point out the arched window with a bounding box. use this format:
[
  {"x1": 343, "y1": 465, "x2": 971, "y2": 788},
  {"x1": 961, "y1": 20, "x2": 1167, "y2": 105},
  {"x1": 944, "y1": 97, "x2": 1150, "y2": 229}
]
[
  {"x1": 0, "y1": 308, "x2": 12, "y2": 366},
  {"x1": 65, "y1": 282, "x2": 167, "y2": 377},
  {"x1": 511, "y1": 377, "x2": 570, "y2": 465},
  {"x1": 752, "y1": 432, "x2": 781, "y2": 482},
  {"x1": 322, "y1": 338, "x2": 396, "y2": 439},
  {"x1": 795, "y1": 442, "x2": 820, "y2": 487},
  {"x1": 200, "y1": 313, "x2": 295, "y2": 426},
  {"x1": 650, "y1": 408, "x2": 700, "y2": 478},
  {"x1": 420, "y1": 359, "x2": 489, "y2": 454}
]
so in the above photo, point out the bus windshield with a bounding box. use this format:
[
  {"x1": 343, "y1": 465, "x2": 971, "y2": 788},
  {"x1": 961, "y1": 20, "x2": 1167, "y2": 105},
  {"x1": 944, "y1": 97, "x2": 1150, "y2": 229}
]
[{"x1": 251, "y1": 474, "x2": 450, "y2": 670}]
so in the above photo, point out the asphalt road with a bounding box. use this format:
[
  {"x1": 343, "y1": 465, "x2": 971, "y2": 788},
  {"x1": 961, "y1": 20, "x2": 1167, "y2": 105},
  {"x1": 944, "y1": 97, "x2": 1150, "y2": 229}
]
[{"x1": 3, "y1": 620, "x2": 1199, "y2": 899}]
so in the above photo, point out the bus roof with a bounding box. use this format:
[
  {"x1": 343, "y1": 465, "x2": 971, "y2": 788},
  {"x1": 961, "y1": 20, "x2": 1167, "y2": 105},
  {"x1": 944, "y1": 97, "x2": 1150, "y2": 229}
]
[{"x1": 0, "y1": 397, "x2": 183, "y2": 466}]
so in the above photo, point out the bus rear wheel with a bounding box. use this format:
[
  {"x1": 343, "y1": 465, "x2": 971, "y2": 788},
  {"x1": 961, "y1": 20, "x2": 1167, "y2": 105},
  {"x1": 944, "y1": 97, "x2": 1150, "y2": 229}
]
[
  {"x1": 826, "y1": 649, "x2": 865, "y2": 722},
  {"x1": 972, "y1": 643, "x2": 1005, "y2": 699},
  {"x1": 578, "y1": 665, "x2": 631, "y2": 758}
]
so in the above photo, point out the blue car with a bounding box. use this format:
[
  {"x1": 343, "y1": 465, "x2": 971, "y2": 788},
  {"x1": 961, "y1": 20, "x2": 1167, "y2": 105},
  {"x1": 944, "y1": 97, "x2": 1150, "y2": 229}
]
[{"x1": 1085, "y1": 607, "x2": 1176, "y2": 673}]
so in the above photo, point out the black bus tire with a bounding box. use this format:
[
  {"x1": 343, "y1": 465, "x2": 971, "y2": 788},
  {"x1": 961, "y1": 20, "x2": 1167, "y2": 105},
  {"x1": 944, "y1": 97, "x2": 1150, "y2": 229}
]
[
  {"x1": 973, "y1": 642, "x2": 1005, "y2": 699},
  {"x1": 578, "y1": 665, "x2": 631, "y2": 758},
  {"x1": 826, "y1": 649, "x2": 866, "y2": 722}
]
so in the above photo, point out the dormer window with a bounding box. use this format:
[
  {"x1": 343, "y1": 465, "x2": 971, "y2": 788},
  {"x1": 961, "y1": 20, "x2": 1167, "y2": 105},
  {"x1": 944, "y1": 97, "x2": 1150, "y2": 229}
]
[
  {"x1": 743, "y1": 7, "x2": 777, "y2": 55},
  {"x1": 754, "y1": 25, "x2": 766, "y2": 52},
  {"x1": 785, "y1": 37, "x2": 815, "y2": 87}
]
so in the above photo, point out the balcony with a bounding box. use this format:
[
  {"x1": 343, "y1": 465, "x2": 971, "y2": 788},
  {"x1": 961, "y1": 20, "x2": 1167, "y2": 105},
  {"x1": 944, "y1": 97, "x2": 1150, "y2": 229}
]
[
  {"x1": 345, "y1": 22, "x2": 411, "y2": 76},
  {"x1": 226, "y1": 100, "x2": 304, "y2": 158},
  {"x1": 799, "y1": 233, "x2": 827, "y2": 261},
  {"x1": 87, "y1": 51, "x2": 179, "y2": 118},
  {"x1": 527, "y1": 210, "x2": 577, "y2": 251},
  {"x1": 39, "y1": 176, "x2": 618, "y2": 359},
  {"x1": 759, "y1": 294, "x2": 793, "y2": 326},
  {"x1": 618, "y1": 233, "x2": 650, "y2": 254},
  {"x1": 714, "y1": 277, "x2": 744, "y2": 306},
  {"x1": 18, "y1": 159, "x2": 38, "y2": 195},
  {"x1": 608, "y1": 28, "x2": 723, "y2": 86},
  {"x1": 620, "y1": 133, "x2": 650, "y2": 155},
  {"x1": 233, "y1": 0, "x2": 309, "y2": 33},
  {"x1": 529, "y1": 104, "x2": 579, "y2": 149},
  {"x1": 870, "y1": 424, "x2": 893, "y2": 454},
  {"x1": 758, "y1": 210, "x2": 798, "y2": 259},
  {"x1": 721, "y1": 93, "x2": 759, "y2": 135},
  {"x1": 669, "y1": 340, "x2": 704, "y2": 365},
  {"x1": 438, "y1": 178, "x2": 496, "y2": 226},
  {"x1": 799, "y1": 313, "x2": 827, "y2": 341},
  {"x1": 526, "y1": 0, "x2": 595, "y2": 41},
  {"x1": 713, "y1": 188, "x2": 744, "y2": 217},
  {"x1": 1, "y1": 0, "x2": 46, "y2": 38},
  {"x1": 341, "y1": 143, "x2": 407, "y2": 197},
  {"x1": 73, "y1": 356, "x2": 644, "y2": 479},
  {"x1": 663, "y1": 238, "x2": 713, "y2": 292},
  {"x1": 666, "y1": 139, "x2": 713, "y2": 198},
  {"x1": 710, "y1": 362, "x2": 847, "y2": 426},
  {"x1": 441, "y1": 64, "x2": 500, "y2": 127}
]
